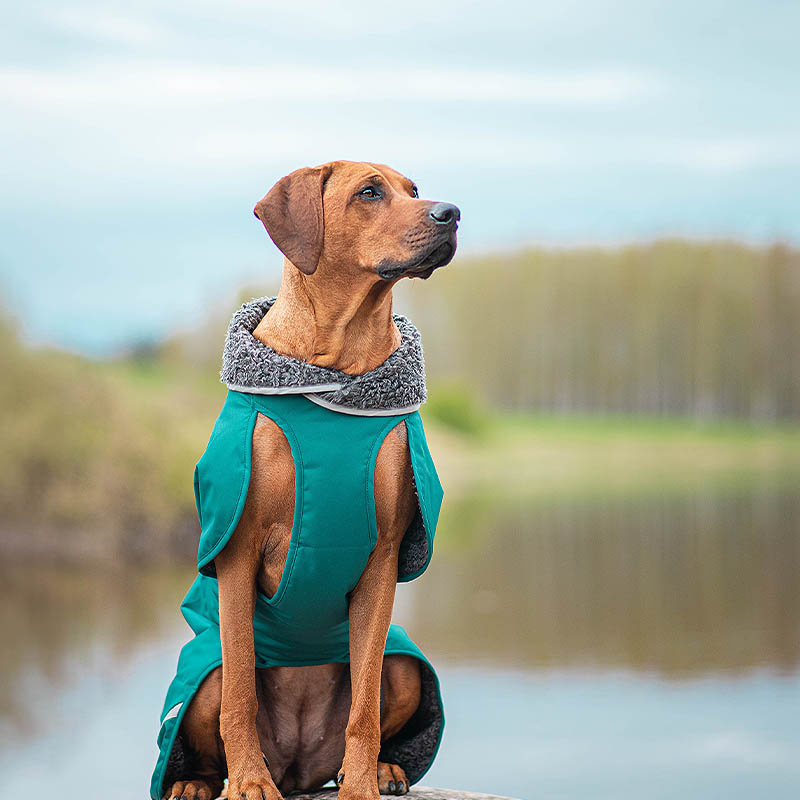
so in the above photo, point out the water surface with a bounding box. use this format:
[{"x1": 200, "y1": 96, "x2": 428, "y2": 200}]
[{"x1": 1, "y1": 486, "x2": 798, "y2": 799}]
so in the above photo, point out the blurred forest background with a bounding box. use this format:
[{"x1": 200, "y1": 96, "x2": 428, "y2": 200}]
[{"x1": 2, "y1": 239, "x2": 799, "y2": 563}]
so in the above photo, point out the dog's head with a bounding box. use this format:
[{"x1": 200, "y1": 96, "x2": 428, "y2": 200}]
[{"x1": 254, "y1": 161, "x2": 459, "y2": 280}]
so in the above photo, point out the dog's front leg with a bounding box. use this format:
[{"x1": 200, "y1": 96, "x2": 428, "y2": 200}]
[
  {"x1": 338, "y1": 540, "x2": 401, "y2": 800},
  {"x1": 216, "y1": 528, "x2": 283, "y2": 800}
]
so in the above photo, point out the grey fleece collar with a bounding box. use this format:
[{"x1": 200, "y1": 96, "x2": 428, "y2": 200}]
[{"x1": 220, "y1": 297, "x2": 427, "y2": 416}]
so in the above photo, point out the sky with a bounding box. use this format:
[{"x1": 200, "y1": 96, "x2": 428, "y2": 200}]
[{"x1": 1, "y1": 0, "x2": 798, "y2": 353}]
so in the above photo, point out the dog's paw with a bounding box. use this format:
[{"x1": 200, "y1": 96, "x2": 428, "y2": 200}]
[
  {"x1": 335, "y1": 767, "x2": 379, "y2": 800},
  {"x1": 228, "y1": 759, "x2": 282, "y2": 800},
  {"x1": 163, "y1": 779, "x2": 216, "y2": 800},
  {"x1": 377, "y1": 762, "x2": 409, "y2": 795},
  {"x1": 228, "y1": 776, "x2": 282, "y2": 800}
]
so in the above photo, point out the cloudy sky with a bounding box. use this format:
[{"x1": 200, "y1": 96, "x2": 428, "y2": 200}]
[{"x1": 1, "y1": 0, "x2": 798, "y2": 352}]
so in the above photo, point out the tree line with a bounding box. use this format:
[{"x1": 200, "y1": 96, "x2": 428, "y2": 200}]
[{"x1": 401, "y1": 240, "x2": 800, "y2": 420}]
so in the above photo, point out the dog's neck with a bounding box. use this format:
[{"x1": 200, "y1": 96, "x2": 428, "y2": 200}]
[{"x1": 253, "y1": 259, "x2": 402, "y2": 376}]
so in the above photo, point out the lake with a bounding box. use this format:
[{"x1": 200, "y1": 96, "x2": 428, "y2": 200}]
[{"x1": 1, "y1": 484, "x2": 798, "y2": 800}]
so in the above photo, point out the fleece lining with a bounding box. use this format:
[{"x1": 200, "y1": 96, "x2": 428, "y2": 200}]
[{"x1": 220, "y1": 297, "x2": 427, "y2": 415}]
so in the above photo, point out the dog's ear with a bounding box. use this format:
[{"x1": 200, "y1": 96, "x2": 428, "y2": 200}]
[{"x1": 254, "y1": 165, "x2": 333, "y2": 275}]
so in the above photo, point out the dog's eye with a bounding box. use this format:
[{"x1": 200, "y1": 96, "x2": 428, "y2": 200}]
[
  {"x1": 359, "y1": 185, "x2": 381, "y2": 199},
  {"x1": 411, "y1": 185, "x2": 419, "y2": 198}
]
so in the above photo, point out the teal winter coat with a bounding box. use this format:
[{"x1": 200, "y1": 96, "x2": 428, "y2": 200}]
[{"x1": 150, "y1": 388, "x2": 445, "y2": 799}]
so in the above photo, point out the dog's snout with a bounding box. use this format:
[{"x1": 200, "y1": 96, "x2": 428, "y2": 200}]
[{"x1": 429, "y1": 202, "x2": 461, "y2": 226}]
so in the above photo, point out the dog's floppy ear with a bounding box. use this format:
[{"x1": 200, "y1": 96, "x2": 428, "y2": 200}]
[{"x1": 254, "y1": 165, "x2": 333, "y2": 275}]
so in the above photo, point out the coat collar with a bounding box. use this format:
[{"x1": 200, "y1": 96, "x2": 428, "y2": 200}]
[{"x1": 220, "y1": 297, "x2": 427, "y2": 416}]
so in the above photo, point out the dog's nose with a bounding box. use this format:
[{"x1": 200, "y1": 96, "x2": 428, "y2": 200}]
[{"x1": 429, "y1": 202, "x2": 461, "y2": 225}]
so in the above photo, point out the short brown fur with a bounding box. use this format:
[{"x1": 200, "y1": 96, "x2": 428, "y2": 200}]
[{"x1": 165, "y1": 161, "x2": 458, "y2": 800}]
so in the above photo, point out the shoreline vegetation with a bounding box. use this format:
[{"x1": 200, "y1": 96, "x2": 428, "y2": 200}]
[{"x1": 1, "y1": 239, "x2": 798, "y2": 564}]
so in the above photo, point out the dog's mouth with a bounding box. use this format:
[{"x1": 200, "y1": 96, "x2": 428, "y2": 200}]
[
  {"x1": 408, "y1": 241, "x2": 455, "y2": 278},
  {"x1": 376, "y1": 237, "x2": 457, "y2": 281}
]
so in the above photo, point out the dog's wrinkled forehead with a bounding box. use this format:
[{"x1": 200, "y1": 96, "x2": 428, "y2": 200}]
[{"x1": 322, "y1": 161, "x2": 416, "y2": 202}]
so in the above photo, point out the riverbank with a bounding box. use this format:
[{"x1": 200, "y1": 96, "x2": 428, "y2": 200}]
[{"x1": 429, "y1": 411, "x2": 800, "y2": 501}]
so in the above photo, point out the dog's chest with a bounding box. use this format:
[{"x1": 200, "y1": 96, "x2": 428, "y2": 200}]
[{"x1": 248, "y1": 414, "x2": 414, "y2": 604}]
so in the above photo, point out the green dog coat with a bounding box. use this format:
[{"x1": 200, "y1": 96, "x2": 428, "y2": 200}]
[{"x1": 151, "y1": 299, "x2": 445, "y2": 799}]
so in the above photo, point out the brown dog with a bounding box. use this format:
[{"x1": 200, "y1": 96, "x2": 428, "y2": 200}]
[{"x1": 164, "y1": 161, "x2": 459, "y2": 800}]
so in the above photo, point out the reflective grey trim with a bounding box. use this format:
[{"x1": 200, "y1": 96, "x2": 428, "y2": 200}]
[
  {"x1": 226, "y1": 383, "x2": 344, "y2": 396},
  {"x1": 161, "y1": 702, "x2": 183, "y2": 727},
  {"x1": 303, "y1": 392, "x2": 422, "y2": 417}
]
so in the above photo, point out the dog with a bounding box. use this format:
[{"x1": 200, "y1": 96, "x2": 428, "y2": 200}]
[{"x1": 158, "y1": 161, "x2": 459, "y2": 800}]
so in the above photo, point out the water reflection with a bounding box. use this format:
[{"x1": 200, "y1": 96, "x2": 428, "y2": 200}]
[
  {"x1": 403, "y1": 487, "x2": 800, "y2": 676},
  {"x1": 0, "y1": 565, "x2": 194, "y2": 740}
]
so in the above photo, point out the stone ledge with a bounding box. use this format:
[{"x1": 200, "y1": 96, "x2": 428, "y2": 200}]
[{"x1": 287, "y1": 788, "x2": 518, "y2": 800}]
